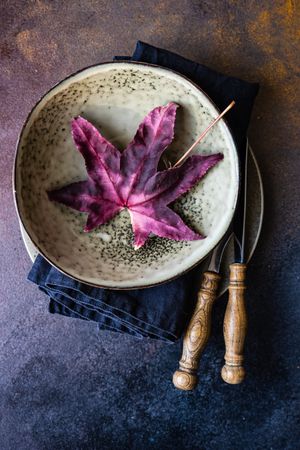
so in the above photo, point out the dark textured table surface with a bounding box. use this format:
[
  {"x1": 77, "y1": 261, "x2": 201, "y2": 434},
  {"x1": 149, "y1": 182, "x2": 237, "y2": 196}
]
[{"x1": 1, "y1": 1, "x2": 299, "y2": 449}]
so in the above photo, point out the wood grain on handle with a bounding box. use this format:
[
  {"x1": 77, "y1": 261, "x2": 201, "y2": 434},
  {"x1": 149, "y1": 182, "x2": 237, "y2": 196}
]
[
  {"x1": 173, "y1": 271, "x2": 221, "y2": 391},
  {"x1": 221, "y1": 263, "x2": 247, "y2": 384}
]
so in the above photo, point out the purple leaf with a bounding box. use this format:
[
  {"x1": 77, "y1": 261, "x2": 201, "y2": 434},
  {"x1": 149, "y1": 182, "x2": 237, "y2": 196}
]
[{"x1": 48, "y1": 103, "x2": 224, "y2": 248}]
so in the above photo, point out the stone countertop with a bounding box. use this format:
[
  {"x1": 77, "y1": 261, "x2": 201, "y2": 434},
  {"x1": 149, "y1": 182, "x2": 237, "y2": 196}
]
[{"x1": 1, "y1": 1, "x2": 299, "y2": 449}]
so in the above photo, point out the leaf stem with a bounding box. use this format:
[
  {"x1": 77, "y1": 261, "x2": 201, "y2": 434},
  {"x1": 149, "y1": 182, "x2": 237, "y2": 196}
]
[{"x1": 173, "y1": 100, "x2": 235, "y2": 168}]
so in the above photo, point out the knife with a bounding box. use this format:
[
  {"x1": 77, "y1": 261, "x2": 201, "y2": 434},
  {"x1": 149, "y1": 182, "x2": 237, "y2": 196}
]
[
  {"x1": 221, "y1": 139, "x2": 249, "y2": 384},
  {"x1": 172, "y1": 231, "x2": 232, "y2": 391}
]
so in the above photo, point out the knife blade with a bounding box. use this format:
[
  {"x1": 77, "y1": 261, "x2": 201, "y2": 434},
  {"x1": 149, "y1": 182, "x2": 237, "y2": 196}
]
[
  {"x1": 233, "y1": 139, "x2": 249, "y2": 263},
  {"x1": 221, "y1": 139, "x2": 249, "y2": 384},
  {"x1": 173, "y1": 231, "x2": 232, "y2": 391}
]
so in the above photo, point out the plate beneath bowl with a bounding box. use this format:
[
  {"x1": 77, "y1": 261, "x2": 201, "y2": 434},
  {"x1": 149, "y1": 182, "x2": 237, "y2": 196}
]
[
  {"x1": 20, "y1": 147, "x2": 263, "y2": 296},
  {"x1": 15, "y1": 61, "x2": 240, "y2": 288}
]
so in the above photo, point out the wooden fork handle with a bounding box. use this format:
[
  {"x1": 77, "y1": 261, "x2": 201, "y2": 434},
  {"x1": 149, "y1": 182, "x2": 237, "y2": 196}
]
[
  {"x1": 173, "y1": 271, "x2": 221, "y2": 390},
  {"x1": 221, "y1": 263, "x2": 247, "y2": 384}
]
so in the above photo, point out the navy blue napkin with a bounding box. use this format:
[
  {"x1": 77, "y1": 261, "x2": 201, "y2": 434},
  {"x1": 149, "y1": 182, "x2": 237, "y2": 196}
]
[{"x1": 28, "y1": 41, "x2": 259, "y2": 342}]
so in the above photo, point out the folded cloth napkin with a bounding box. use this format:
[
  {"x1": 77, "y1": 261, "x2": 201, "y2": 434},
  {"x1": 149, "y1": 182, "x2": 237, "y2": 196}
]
[{"x1": 28, "y1": 41, "x2": 259, "y2": 342}]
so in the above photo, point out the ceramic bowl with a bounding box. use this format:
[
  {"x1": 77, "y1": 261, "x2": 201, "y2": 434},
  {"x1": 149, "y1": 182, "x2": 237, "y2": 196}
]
[{"x1": 14, "y1": 62, "x2": 239, "y2": 289}]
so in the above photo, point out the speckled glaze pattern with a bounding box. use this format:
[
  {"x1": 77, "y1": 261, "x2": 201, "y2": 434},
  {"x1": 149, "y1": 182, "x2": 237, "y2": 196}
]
[{"x1": 15, "y1": 62, "x2": 239, "y2": 288}]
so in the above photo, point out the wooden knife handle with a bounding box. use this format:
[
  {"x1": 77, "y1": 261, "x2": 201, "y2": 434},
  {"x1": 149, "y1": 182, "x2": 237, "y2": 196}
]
[
  {"x1": 173, "y1": 271, "x2": 221, "y2": 390},
  {"x1": 221, "y1": 263, "x2": 247, "y2": 384}
]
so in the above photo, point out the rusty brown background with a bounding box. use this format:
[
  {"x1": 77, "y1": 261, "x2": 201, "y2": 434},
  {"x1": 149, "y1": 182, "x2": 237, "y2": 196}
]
[{"x1": 1, "y1": 1, "x2": 299, "y2": 449}]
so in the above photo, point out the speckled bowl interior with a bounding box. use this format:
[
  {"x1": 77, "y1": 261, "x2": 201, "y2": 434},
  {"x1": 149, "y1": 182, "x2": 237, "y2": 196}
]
[{"x1": 14, "y1": 62, "x2": 239, "y2": 289}]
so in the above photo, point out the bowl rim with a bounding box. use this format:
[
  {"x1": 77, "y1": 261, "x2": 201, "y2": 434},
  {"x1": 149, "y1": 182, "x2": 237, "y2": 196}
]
[{"x1": 13, "y1": 60, "x2": 240, "y2": 290}]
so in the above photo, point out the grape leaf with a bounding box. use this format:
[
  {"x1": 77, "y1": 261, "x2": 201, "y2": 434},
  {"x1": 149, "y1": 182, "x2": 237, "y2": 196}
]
[{"x1": 48, "y1": 102, "x2": 223, "y2": 248}]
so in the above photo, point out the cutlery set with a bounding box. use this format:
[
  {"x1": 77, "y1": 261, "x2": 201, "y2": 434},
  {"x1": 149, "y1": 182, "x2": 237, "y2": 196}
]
[{"x1": 173, "y1": 140, "x2": 250, "y2": 390}]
